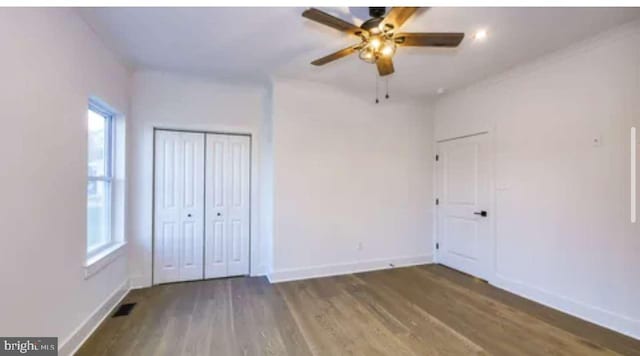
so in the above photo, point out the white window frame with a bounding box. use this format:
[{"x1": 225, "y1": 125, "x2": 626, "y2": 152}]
[
  {"x1": 87, "y1": 102, "x2": 116, "y2": 257},
  {"x1": 84, "y1": 98, "x2": 127, "y2": 279}
]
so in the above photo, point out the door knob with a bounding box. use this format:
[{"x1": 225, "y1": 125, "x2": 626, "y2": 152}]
[
  {"x1": 473, "y1": 210, "x2": 488, "y2": 217},
  {"x1": 187, "y1": 213, "x2": 192, "y2": 218},
  {"x1": 217, "y1": 212, "x2": 221, "y2": 217}
]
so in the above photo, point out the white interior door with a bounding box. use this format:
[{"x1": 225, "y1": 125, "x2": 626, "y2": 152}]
[
  {"x1": 436, "y1": 133, "x2": 492, "y2": 280},
  {"x1": 154, "y1": 130, "x2": 205, "y2": 284},
  {"x1": 205, "y1": 134, "x2": 250, "y2": 278}
]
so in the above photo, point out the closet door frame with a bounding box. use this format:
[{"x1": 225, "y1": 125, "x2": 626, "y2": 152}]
[{"x1": 152, "y1": 128, "x2": 252, "y2": 285}]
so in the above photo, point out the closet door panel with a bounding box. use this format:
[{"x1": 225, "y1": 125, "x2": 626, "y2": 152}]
[
  {"x1": 205, "y1": 134, "x2": 229, "y2": 278},
  {"x1": 205, "y1": 134, "x2": 250, "y2": 278},
  {"x1": 226, "y1": 135, "x2": 251, "y2": 276},
  {"x1": 154, "y1": 131, "x2": 182, "y2": 284},
  {"x1": 154, "y1": 131, "x2": 205, "y2": 284},
  {"x1": 178, "y1": 133, "x2": 205, "y2": 281}
]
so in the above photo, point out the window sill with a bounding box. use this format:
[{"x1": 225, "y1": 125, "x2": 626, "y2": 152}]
[{"x1": 84, "y1": 242, "x2": 127, "y2": 280}]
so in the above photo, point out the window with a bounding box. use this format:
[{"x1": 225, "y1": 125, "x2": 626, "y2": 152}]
[
  {"x1": 84, "y1": 98, "x2": 126, "y2": 278},
  {"x1": 87, "y1": 104, "x2": 114, "y2": 254}
]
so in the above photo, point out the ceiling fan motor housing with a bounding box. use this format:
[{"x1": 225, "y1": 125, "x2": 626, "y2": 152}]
[{"x1": 369, "y1": 7, "x2": 386, "y2": 18}]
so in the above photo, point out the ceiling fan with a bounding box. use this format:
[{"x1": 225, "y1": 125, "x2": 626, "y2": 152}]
[{"x1": 302, "y1": 7, "x2": 464, "y2": 76}]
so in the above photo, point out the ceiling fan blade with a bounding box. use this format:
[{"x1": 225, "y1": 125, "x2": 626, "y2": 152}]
[
  {"x1": 395, "y1": 32, "x2": 465, "y2": 47},
  {"x1": 381, "y1": 7, "x2": 418, "y2": 31},
  {"x1": 376, "y1": 56, "x2": 395, "y2": 76},
  {"x1": 311, "y1": 44, "x2": 361, "y2": 66},
  {"x1": 302, "y1": 8, "x2": 363, "y2": 36}
]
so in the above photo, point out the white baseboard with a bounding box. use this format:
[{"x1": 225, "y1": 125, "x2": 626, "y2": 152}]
[
  {"x1": 129, "y1": 274, "x2": 151, "y2": 290},
  {"x1": 492, "y1": 274, "x2": 640, "y2": 340},
  {"x1": 58, "y1": 279, "x2": 131, "y2": 356},
  {"x1": 267, "y1": 254, "x2": 433, "y2": 283}
]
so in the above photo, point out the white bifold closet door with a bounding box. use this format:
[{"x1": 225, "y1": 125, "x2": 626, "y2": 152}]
[
  {"x1": 154, "y1": 130, "x2": 250, "y2": 284},
  {"x1": 154, "y1": 130, "x2": 205, "y2": 284},
  {"x1": 204, "y1": 134, "x2": 251, "y2": 279}
]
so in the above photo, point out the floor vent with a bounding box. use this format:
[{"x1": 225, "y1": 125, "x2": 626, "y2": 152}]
[{"x1": 112, "y1": 303, "x2": 136, "y2": 317}]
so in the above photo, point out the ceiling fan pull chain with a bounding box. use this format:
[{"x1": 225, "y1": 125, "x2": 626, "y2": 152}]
[
  {"x1": 385, "y1": 77, "x2": 390, "y2": 99},
  {"x1": 375, "y1": 73, "x2": 380, "y2": 104}
]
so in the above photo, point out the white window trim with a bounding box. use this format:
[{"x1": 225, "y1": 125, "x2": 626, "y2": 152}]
[
  {"x1": 85, "y1": 99, "x2": 126, "y2": 278},
  {"x1": 84, "y1": 241, "x2": 127, "y2": 279}
]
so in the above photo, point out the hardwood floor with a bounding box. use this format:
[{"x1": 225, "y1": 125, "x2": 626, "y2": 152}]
[{"x1": 77, "y1": 265, "x2": 640, "y2": 355}]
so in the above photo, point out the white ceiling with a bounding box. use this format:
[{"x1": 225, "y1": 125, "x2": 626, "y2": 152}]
[{"x1": 80, "y1": 7, "x2": 640, "y2": 98}]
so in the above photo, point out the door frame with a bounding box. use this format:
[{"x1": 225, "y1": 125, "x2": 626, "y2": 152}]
[
  {"x1": 434, "y1": 130, "x2": 497, "y2": 283},
  {"x1": 152, "y1": 127, "x2": 253, "y2": 285}
]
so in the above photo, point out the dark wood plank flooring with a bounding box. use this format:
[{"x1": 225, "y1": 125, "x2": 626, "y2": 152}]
[{"x1": 77, "y1": 265, "x2": 640, "y2": 355}]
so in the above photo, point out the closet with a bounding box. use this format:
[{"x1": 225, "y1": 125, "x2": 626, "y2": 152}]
[{"x1": 153, "y1": 130, "x2": 250, "y2": 284}]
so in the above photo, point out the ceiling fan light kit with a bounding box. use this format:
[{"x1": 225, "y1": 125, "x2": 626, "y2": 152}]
[{"x1": 358, "y1": 35, "x2": 397, "y2": 64}]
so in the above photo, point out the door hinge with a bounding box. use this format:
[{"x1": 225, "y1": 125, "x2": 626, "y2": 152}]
[
  {"x1": 435, "y1": 154, "x2": 439, "y2": 161},
  {"x1": 436, "y1": 243, "x2": 440, "y2": 250},
  {"x1": 435, "y1": 198, "x2": 439, "y2": 205}
]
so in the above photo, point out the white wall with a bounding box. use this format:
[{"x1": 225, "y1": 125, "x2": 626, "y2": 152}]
[
  {"x1": 129, "y1": 73, "x2": 435, "y2": 284},
  {"x1": 128, "y1": 70, "x2": 267, "y2": 287},
  {"x1": 260, "y1": 85, "x2": 275, "y2": 275},
  {"x1": 0, "y1": 8, "x2": 131, "y2": 354},
  {"x1": 433, "y1": 22, "x2": 640, "y2": 338},
  {"x1": 268, "y1": 79, "x2": 435, "y2": 282}
]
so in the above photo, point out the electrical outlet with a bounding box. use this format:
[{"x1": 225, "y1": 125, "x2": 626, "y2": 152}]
[
  {"x1": 357, "y1": 242, "x2": 364, "y2": 251},
  {"x1": 592, "y1": 135, "x2": 602, "y2": 147}
]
